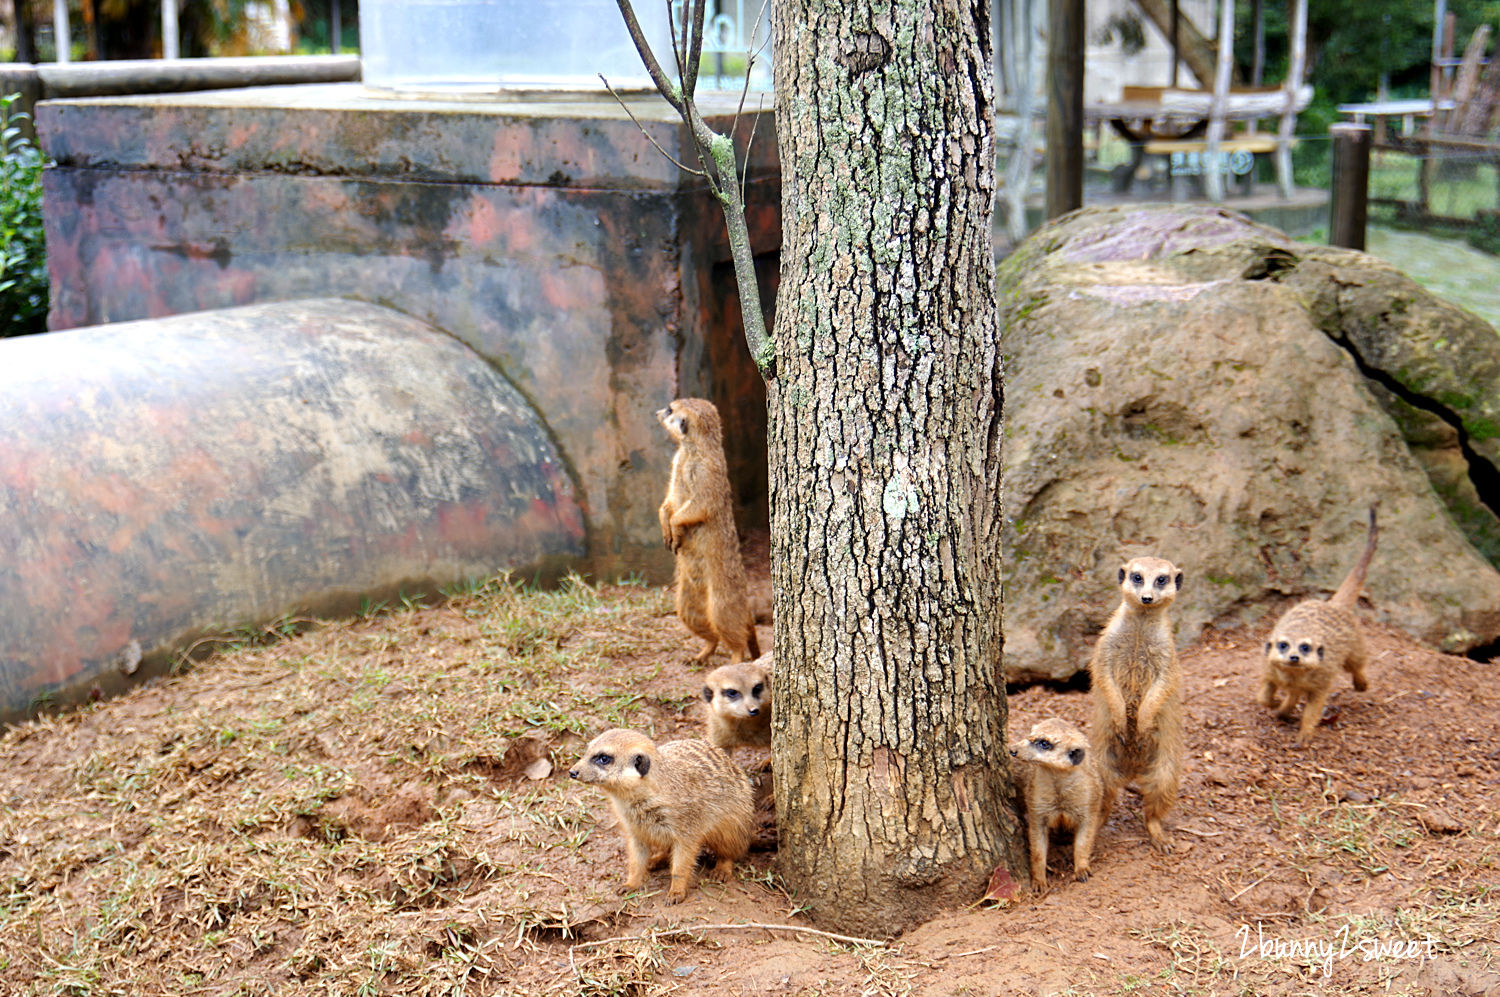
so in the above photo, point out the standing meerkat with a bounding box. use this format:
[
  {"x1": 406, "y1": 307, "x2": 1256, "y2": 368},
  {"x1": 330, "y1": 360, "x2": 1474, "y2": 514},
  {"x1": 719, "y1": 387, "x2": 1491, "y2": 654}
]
[
  {"x1": 657, "y1": 398, "x2": 761, "y2": 665},
  {"x1": 702, "y1": 656, "x2": 772, "y2": 750},
  {"x1": 1009, "y1": 718, "x2": 1105, "y2": 891},
  {"x1": 568, "y1": 728, "x2": 753, "y2": 902},
  {"x1": 1088, "y1": 556, "x2": 1185, "y2": 854},
  {"x1": 1260, "y1": 506, "x2": 1378, "y2": 745}
]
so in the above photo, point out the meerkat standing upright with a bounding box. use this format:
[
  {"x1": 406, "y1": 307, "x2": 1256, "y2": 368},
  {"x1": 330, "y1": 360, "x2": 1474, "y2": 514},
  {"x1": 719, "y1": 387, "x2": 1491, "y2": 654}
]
[
  {"x1": 1088, "y1": 556, "x2": 1185, "y2": 854},
  {"x1": 1009, "y1": 718, "x2": 1105, "y2": 890},
  {"x1": 701, "y1": 656, "x2": 772, "y2": 751},
  {"x1": 657, "y1": 398, "x2": 761, "y2": 665},
  {"x1": 1260, "y1": 506, "x2": 1378, "y2": 745},
  {"x1": 569, "y1": 729, "x2": 753, "y2": 902}
]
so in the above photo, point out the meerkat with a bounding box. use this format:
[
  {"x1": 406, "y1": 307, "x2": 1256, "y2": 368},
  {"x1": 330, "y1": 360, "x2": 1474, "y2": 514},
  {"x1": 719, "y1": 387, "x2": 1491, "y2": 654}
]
[
  {"x1": 657, "y1": 398, "x2": 761, "y2": 665},
  {"x1": 702, "y1": 656, "x2": 772, "y2": 751},
  {"x1": 568, "y1": 728, "x2": 753, "y2": 902},
  {"x1": 1009, "y1": 718, "x2": 1105, "y2": 891},
  {"x1": 1259, "y1": 506, "x2": 1378, "y2": 745},
  {"x1": 1088, "y1": 556, "x2": 1185, "y2": 854}
]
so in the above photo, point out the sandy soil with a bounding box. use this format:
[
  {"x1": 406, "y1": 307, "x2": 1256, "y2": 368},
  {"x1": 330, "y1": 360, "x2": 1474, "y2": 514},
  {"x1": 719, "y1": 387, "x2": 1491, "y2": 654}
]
[{"x1": 0, "y1": 563, "x2": 1496, "y2": 997}]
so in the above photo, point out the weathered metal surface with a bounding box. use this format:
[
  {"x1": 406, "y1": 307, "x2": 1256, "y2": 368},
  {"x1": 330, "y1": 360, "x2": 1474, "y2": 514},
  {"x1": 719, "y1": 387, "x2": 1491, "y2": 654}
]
[
  {"x1": 38, "y1": 86, "x2": 779, "y2": 582},
  {"x1": 0, "y1": 298, "x2": 584, "y2": 721}
]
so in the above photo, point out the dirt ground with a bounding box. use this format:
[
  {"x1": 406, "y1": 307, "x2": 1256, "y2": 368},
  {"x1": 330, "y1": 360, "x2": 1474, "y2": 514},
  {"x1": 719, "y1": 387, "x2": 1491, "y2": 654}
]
[{"x1": 0, "y1": 558, "x2": 1497, "y2": 996}]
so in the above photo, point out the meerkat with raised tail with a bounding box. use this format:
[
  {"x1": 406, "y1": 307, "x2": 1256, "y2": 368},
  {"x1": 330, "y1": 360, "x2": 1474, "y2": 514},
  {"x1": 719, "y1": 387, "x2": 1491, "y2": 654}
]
[
  {"x1": 568, "y1": 728, "x2": 753, "y2": 902},
  {"x1": 657, "y1": 398, "x2": 761, "y2": 665},
  {"x1": 702, "y1": 656, "x2": 772, "y2": 751},
  {"x1": 1088, "y1": 556, "x2": 1185, "y2": 854},
  {"x1": 1009, "y1": 718, "x2": 1105, "y2": 890},
  {"x1": 1260, "y1": 506, "x2": 1378, "y2": 745}
]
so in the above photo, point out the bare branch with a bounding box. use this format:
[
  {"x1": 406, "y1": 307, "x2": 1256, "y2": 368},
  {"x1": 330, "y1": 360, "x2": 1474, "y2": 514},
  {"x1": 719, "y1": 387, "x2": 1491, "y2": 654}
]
[
  {"x1": 598, "y1": 74, "x2": 710, "y2": 177},
  {"x1": 682, "y1": 0, "x2": 707, "y2": 98},
  {"x1": 613, "y1": 0, "x2": 684, "y2": 111}
]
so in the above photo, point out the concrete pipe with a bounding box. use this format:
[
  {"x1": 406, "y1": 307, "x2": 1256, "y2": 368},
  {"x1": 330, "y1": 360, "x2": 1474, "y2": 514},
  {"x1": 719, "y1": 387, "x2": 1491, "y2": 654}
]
[{"x1": 0, "y1": 297, "x2": 584, "y2": 721}]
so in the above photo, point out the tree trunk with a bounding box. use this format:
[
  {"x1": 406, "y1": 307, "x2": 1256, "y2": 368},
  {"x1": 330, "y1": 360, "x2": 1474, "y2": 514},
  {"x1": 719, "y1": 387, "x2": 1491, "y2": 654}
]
[{"x1": 769, "y1": 0, "x2": 1026, "y2": 937}]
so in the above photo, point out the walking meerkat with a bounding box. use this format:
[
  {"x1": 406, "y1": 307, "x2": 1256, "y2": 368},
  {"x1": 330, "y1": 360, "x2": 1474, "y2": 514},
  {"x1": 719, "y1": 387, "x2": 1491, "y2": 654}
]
[
  {"x1": 568, "y1": 728, "x2": 753, "y2": 902},
  {"x1": 657, "y1": 398, "x2": 761, "y2": 665},
  {"x1": 1088, "y1": 556, "x2": 1185, "y2": 854},
  {"x1": 702, "y1": 656, "x2": 772, "y2": 751},
  {"x1": 1259, "y1": 506, "x2": 1378, "y2": 745},
  {"x1": 1009, "y1": 718, "x2": 1105, "y2": 890}
]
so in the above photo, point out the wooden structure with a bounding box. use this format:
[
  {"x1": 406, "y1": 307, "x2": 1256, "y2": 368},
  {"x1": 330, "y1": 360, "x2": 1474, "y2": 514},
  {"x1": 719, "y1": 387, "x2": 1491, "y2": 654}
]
[{"x1": 1377, "y1": 24, "x2": 1500, "y2": 222}]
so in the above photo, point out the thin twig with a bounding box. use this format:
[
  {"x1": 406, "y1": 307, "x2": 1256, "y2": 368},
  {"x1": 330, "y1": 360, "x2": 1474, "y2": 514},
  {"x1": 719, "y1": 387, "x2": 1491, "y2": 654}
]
[
  {"x1": 1227, "y1": 868, "x2": 1277, "y2": 903},
  {"x1": 1175, "y1": 825, "x2": 1226, "y2": 838},
  {"x1": 598, "y1": 74, "x2": 708, "y2": 177},
  {"x1": 569, "y1": 921, "x2": 891, "y2": 952}
]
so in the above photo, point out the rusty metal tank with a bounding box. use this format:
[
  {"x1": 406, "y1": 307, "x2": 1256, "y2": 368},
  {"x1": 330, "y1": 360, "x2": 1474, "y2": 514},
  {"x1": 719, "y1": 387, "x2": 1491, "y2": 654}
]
[{"x1": 0, "y1": 297, "x2": 584, "y2": 721}]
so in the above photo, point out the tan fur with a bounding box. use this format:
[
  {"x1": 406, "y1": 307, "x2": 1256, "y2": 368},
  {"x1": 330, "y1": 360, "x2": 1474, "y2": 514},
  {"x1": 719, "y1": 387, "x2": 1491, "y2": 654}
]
[
  {"x1": 1088, "y1": 556, "x2": 1185, "y2": 854},
  {"x1": 1259, "y1": 506, "x2": 1378, "y2": 745},
  {"x1": 657, "y1": 398, "x2": 761, "y2": 664},
  {"x1": 1009, "y1": 718, "x2": 1104, "y2": 890},
  {"x1": 702, "y1": 656, "x2": 773, "y2": 750},
  {"x1": 569, "y1": 729, "x2": 753, "y2": 902}
]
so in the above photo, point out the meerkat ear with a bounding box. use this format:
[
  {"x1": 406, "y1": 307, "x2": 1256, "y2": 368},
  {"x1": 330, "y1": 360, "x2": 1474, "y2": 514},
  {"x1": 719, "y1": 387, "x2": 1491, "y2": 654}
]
[
  {"x1": 701, "y1": 686, "x2": 714, "y2": 702},
  {"x1": 632, "y1": 754, "x2": 651, "y2": 777},
  {"x1": 1316, "y1": 646, "x2": 1324, "y2": 661},
  {"x1": 1118, "y1": 567, "x2": 1126, "y2": 583},
  {"x1": 1174, "y1": 572, "x2": 1184, "y2": 590},
  {"x1": 1265, "y1": 641, "x2": 1272, "y2": 654},
  {"x1": 1067, "y1": 747, "x2": 1086, "y2": 766}
]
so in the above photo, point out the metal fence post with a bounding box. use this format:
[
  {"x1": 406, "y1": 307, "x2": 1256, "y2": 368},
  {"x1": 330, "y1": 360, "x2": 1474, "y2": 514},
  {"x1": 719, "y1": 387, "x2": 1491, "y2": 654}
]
[{"x1": 1329, "y1": 123, "x2": 1372, "y2": 251}]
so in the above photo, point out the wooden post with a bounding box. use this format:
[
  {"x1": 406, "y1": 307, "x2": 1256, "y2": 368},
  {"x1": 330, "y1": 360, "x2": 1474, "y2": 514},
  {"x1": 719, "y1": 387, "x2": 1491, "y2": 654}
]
[
  {"x1": 1045, "y1": 0, "x2": 1083, "y2": 220},
  {"x1": 1329, "y1": 123, "x2": 1371, "y2": 251},
  {"x1": 1203, "y1": 0, "x2": 1235, "y2": 203},
  {"x1": 52, "y1": 0, "x2": 71, "y2": 62},
  {"x1": 1274, "y1": 0, "x2": 1307, "y2": 200}
]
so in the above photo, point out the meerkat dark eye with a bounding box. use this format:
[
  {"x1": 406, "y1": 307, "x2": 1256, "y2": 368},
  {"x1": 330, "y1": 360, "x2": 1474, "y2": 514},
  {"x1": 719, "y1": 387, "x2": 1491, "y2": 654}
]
[
  {"x1": 1130, "y1": 572, "x2": 1144, "y2": 585},
  {"x1": 751, "y1": 683, "x2": 764, "y2": 697},
  {"x1": 1276, "y1": 641, "x2": 1289, "y2": 653},
  {"x1": 1034, "y1": 738, "x2": 1053, "y2": 751},
  {"x1": 1155, "y1": 575, "x2": 1169, "y2": 588},
  {"x1": 723, "y1": 689, "x2": 741, "y2": 701},
  {"x1": 1298, "y1": 643, "x2": 1312, "y2": 656},
  {"x1": 1067, "y1": 747, "x2": 1086, "y2": 766},
  {"x1": 592, "y1": 753, "x2": 613, "y2": 767}
]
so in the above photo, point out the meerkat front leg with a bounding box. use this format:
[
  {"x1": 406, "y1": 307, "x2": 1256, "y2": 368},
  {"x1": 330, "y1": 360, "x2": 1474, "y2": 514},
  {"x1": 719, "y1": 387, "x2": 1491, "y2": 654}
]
[
  {"x1": 668, "y1": 502, "x2": 707, "y2": 552},
  {"x1": 1027, "y1": 812, "x2": 1051, "y2": 891},
  {"x1": 1257, "y1": 675, "x2": 1281, "y2": 710},
  {"x1": 1135, "y1": 676, "x2": 1173, "y2": 736},
  {"x1": 1072, "y1": 811, "x2": 1099, "y2": 882},
  {"x1": 1092, "y1": 662, "x2": 1129, "y2": 733},
  {"x1": 1295, "y1": 687, "x2": 1331, "y2": 745},
  {"x1": 666, "y1": 838, "x2": 701, "y2": 903},
  {"x1": 623, "y1": 831, "x2": 652, "y2": 892}
]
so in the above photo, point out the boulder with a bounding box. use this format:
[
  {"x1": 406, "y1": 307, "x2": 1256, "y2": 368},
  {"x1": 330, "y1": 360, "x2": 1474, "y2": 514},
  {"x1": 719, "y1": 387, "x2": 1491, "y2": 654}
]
[{"x1": 998, "y1": 205, "x2": 1500, "y2": 682}]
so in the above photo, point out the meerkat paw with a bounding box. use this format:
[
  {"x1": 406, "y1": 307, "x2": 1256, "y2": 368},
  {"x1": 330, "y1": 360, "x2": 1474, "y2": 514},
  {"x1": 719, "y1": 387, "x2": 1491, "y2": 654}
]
[{"x1": 1075, "y1": 867, "x2": 1091, "y2": 883}]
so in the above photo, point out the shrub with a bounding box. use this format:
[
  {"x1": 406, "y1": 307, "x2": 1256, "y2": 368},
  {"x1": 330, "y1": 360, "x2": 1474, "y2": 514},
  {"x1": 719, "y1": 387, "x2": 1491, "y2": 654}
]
[{"x1": 0, "y1": 93, "x2": 49, "y2": 337}]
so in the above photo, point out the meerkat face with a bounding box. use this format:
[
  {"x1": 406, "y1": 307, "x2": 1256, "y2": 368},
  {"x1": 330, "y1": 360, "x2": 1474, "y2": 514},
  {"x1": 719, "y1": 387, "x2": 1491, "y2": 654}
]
[
  {"x1": 568, "y1": 729, "x2": 656, "y2": 788},
  {"x1": 1009, "y1": 719, "x2": 1089, "y2": 772},
  {"x1": 656, "y1": 398, "x2": 723, "y2": 447},
  {"x1": 1264, "y1": 633, "x2": 1324, "y2": 671},
  {"x1": 703, "y1": 662, "x2": 771, "y2": 719},
  {"x1": 1117, "y1": 556, "x2": 1183, "y2": 609},
  {"x1": 656, "y1": 400, "x2": 692, "y2": 443}
]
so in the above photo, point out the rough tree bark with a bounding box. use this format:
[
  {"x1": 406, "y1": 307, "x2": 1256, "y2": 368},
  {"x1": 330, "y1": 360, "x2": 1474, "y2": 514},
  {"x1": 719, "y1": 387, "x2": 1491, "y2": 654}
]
[{"x1": 769, "y1": 0, "x2": 1027, "y2": 936}]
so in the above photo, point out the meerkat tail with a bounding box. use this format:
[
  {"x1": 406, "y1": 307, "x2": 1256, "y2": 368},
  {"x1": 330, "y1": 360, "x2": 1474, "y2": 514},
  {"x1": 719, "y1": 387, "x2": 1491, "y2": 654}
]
[
  {"x1": 746, "y1": 624, "x2": 761, "y2": 661},
  {"x1": 1329, "y1": 504, "x2": 1378, "y2": 610}
]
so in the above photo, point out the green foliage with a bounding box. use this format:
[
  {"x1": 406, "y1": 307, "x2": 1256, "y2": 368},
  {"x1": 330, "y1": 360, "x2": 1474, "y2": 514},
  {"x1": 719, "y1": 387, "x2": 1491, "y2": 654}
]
[{"x1": 0, "y1": 93, "x2": 48, "y2": 337}]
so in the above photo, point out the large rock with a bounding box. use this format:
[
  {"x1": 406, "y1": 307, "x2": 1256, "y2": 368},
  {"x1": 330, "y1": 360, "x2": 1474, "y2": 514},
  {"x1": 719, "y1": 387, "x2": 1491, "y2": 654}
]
[{"x1": 999, "y1": 205, "x2": 1500, "y2": 682}]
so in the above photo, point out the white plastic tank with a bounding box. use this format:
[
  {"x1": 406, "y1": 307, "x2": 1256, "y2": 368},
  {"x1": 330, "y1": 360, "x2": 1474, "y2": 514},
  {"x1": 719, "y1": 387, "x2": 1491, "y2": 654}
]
[{"x1": 359, "y1": 0, "x2": 676, "y2": 93}]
